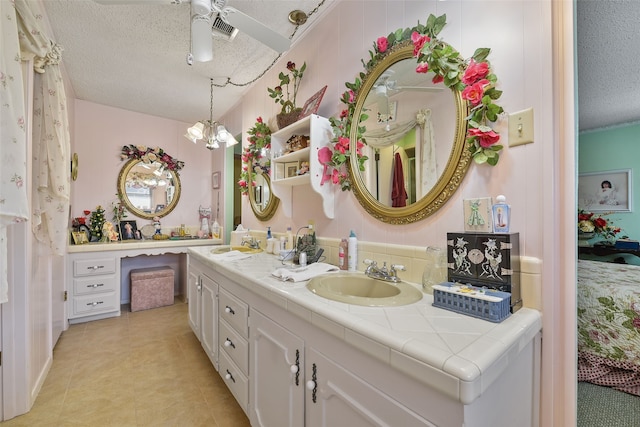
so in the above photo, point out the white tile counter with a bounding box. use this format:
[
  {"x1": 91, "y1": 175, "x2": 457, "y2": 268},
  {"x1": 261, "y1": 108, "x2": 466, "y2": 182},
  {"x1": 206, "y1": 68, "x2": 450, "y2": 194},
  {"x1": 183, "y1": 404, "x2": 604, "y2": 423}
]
[{"x1": 188, "y1": 246, "x2": 542, "y2": 406}]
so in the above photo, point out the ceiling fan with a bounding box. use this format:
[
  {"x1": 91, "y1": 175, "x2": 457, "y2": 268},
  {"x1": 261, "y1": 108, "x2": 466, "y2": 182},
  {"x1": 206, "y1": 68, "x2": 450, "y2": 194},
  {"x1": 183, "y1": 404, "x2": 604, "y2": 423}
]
[
  {"x1": 371, "y1": 71, "x2": 443, "y2": 114},
  {"x1": 94, "y1": 0, "x2": 291, "y2": 62}
]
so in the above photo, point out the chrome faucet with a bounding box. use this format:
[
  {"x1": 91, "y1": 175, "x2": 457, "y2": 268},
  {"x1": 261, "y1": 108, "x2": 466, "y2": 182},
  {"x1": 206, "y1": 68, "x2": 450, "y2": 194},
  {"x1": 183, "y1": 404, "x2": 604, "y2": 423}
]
[
  {"x1": 363, "y1": 259, "x2": 405, "y2": 283},
  {"x1": 241, "y1": 235, "x2": 261, "y2": 250}
]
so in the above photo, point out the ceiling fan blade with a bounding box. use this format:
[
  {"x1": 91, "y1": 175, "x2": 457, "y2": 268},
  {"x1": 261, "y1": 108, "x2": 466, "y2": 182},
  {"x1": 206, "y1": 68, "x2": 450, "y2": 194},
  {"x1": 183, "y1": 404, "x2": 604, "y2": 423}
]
[{"x1": 222, "y1": 6, "x2": 291, "y2": 53}]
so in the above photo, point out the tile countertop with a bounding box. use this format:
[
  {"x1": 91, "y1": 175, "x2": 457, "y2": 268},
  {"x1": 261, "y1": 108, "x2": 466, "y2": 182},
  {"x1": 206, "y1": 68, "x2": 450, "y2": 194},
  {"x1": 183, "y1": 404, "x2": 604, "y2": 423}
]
[
  {"x1": 188, "y1": 246, "x2": 542, "y2": 405},
  {"x1": 68, "y1": 237, "x2": 222, "y2": 253}
]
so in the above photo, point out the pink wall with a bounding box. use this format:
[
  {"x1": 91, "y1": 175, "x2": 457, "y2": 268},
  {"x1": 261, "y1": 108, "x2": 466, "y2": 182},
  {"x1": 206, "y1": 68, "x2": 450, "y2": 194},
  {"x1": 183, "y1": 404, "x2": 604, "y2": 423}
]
[{"x1": 71, "y1": 100, "x2": 224, "y2": 233}]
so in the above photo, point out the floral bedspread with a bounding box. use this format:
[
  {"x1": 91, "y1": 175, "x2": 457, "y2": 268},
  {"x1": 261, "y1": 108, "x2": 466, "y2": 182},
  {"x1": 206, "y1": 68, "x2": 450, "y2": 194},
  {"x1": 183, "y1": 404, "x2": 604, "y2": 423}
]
[{"x1": 577, "y1": 260, "x2": 640, "y2": 395}]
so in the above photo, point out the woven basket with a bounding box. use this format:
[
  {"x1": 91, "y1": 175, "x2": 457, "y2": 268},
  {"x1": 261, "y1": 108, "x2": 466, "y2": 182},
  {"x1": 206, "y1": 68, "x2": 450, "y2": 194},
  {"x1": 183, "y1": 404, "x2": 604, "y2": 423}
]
[{"x1": 277, "y1": 101, "x2": 302, "y2": 129}]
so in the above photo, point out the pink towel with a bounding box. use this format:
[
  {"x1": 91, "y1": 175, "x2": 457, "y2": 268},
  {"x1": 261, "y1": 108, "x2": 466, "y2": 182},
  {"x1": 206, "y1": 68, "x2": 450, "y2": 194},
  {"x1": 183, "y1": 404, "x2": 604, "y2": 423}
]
[{"x1": 391, "y1": 152, "x2": 407, "y2": 207}]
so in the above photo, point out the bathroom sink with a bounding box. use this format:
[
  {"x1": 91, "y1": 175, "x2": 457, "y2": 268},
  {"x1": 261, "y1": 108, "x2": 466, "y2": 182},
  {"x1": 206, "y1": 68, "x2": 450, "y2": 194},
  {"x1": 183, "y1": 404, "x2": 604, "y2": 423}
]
[
  {"x1": 306, "y1": 273, "x2": 422, "y2": 307},
  {"x1": 210, "y1": 245, "x2": 263, "y2": 255}
]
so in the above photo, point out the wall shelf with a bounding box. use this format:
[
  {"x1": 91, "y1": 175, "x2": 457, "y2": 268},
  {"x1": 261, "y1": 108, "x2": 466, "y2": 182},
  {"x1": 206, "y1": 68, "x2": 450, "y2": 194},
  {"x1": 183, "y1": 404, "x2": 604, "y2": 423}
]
[{"x1": 270, "y1": 114, "x2": 335, "y2": 218}]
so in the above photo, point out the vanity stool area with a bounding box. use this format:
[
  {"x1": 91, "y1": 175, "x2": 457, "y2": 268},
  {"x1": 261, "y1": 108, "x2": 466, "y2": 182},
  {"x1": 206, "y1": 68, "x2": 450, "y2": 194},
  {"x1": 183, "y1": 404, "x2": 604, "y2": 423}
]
[
  {"x1": 66, "y1": 239, "x2": 220, "y2": 324},
  {"x1": 130, "y1": 266, "x2": 174, "y2": 312}
]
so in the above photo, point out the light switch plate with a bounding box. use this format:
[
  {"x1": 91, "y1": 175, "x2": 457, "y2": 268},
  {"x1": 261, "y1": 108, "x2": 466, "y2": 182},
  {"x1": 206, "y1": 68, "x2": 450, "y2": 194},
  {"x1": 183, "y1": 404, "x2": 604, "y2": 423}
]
[{"x1": 508, "y1": 108, "x2": 534, "y2": 147}]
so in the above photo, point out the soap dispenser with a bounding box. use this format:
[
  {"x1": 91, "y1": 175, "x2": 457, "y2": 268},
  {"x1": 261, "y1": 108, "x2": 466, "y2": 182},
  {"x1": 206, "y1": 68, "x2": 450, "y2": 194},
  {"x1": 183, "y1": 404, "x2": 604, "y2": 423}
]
[{"x1": 492, "y1": 195, "x2": 511, "y2": 233}]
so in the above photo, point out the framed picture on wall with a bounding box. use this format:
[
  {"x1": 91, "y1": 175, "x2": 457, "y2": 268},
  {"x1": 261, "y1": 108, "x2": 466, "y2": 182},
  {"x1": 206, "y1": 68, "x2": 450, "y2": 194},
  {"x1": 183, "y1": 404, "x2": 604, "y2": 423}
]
[
  {"x1": 463, "y1": 197, "x2": 493, "y2": 232},
  {"x1": 578, "y1": 169, "x2": 632, "y2": 212}
]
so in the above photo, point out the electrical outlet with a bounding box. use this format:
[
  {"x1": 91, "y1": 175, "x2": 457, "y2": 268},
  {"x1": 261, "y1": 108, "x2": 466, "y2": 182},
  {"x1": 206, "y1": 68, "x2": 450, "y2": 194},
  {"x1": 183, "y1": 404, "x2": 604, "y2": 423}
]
[
  {"x1": 508, "y1": 108, "x2": 534, "y2": 147},
  {"x1": 308, "y1": 219, "x2": 315, "y2": 231}
]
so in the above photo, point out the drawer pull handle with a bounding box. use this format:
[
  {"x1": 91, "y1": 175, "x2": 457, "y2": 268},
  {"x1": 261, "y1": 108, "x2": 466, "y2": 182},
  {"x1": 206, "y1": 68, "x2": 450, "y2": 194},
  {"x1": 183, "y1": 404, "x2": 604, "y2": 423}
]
[
  {"x1": 294, "y1": 349, "x2": 300, "y2": 385},
  {"x1": 225, "y1": 369, "x2": 236, "y2": 383},
  {"x1": 308, "y1": 363, "x2": 318, "y2": 403},
  {"x1": 87, "y1": 301, "x2": 104, "y2": 307},
  {"x1": 88, "y1": 265, "x2": 104, "y2": 271},
  {"x1": 224, "y1": 338, "x2": 235, "y2": 349},
  {"x1": 225, "y1": 306, "x2": 235, "y2": 315},
  {"x1": 87, "y1": 283, "x2": 104, "y2": 288}
]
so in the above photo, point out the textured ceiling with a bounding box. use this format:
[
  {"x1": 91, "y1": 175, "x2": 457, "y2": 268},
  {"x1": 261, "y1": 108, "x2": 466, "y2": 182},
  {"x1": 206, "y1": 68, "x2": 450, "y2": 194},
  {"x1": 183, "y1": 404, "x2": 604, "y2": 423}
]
[
  {"x1": 43, "y1": 1, "x2": 634, "y2": 132},
  {"x1": 42, "y1": 0, "x2": 332, "y2": 125},
  {"x1": 577, "y1": 0, "x2": 640, "y2": 132}
]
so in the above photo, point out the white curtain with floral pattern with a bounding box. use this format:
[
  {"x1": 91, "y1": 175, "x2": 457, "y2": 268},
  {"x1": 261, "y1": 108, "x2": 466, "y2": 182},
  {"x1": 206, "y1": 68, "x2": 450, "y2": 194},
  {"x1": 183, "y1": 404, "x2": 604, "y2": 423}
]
[
  {"x1": 0, "y1": 0, "x2": 29, "y2": 304},
  {"x1": 15, "y1": 0, "x2": 70, "y2": 256}
]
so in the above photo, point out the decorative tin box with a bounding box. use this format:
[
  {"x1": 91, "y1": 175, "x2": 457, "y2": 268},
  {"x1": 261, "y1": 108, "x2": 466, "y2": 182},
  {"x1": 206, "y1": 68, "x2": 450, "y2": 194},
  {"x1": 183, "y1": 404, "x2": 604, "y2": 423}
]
[
  {"x1": 432, "y1": 283, "x2": 511, "y2": 323},
  {"x1": 446, "y1": 232, "x2": 522, "y2": 312}
]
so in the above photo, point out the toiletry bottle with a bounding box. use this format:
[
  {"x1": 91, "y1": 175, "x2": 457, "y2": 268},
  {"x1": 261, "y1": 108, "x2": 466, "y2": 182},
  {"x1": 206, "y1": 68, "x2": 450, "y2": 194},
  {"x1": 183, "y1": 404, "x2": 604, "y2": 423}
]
[
  {"x1": 339, "y1": 238, "x2": 348, "y2": 270},
  {"x1": 492, "y1": 195, "x2": 511, "y2": 233},
  {"x1": 286, "y1": 226, "x2": 293, "y2": 250},
  {"x1": 267, "y1": 226, "x2": 272, "y2": 239},
  {"x1": 348, "y1": 230, "x2": 358, "y2": 271},
  {"x1": 212, "y1": 218, "x2": 220, "y2": 239}
]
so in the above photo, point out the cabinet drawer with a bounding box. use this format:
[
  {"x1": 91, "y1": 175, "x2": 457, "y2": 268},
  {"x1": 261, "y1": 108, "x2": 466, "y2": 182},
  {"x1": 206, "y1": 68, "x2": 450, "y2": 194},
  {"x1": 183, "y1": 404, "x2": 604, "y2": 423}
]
[
  {"x1": 73, "y1": 258, "x2": 116, "y2": 277},
  {"x1": 219, "y1": 288, "x2": 248, "y2": 337},
  {"x1": 73, "y1": 275, "x2": 117, "y2": 296},
  {"x1": 219, "y1": 349, "x2": 248, "y2": 412},
  {"x1": 219, "y1": 319, "x2": 249, "y2": 375},
  {"x1": 72, "y1": 292, "x2": 119, "y2": 316}
]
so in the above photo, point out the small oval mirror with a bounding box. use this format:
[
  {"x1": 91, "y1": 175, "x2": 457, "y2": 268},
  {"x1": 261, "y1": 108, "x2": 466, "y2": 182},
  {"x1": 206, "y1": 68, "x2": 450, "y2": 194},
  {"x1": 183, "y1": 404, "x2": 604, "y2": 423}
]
[
  {"x1": 117, "y1": 159, "x2": 181, "y2": 220},
  {"x1": 249, "y1": 169, "x2": 279, "y2": 221}
]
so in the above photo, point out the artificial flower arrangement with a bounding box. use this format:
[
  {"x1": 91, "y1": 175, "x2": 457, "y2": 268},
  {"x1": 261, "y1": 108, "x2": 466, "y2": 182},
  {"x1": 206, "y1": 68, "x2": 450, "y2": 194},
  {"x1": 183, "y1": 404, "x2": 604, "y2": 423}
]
[
  {"x1": 267, "y1": 61, "x2": 307, "y2": 114},
  {"x1": 322, "y1": 14, "x2": 504, "y2": 191},
  {"x1": 578, "y1": 209, "x2": 621, "y2": 239},
  {"x1": 120, "y1": 145, "x2": 185, "y2": 173},
  {"x1": 238, "y1": 117, "x2": 272, "y2": 195}
]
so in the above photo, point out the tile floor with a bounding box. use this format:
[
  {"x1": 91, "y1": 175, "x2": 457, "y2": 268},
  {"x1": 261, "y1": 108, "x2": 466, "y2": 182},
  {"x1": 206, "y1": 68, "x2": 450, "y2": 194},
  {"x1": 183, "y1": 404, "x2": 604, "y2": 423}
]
[{"x1": 1, "y1": 300, "x2": 250, "y2": 427}]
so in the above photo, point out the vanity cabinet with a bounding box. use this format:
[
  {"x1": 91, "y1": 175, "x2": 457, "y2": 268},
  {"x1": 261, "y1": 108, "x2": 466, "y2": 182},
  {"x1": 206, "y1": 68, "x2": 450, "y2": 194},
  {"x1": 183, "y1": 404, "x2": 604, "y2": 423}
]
[
  {"x1": 67, "y1": 252, "x2": 120, "y2": 323},
  {"x1": 218, "y1": 286, "x2": 250, "y2": 413},
  {"x1": 187, "y1": 258, "x2": 218, "y2": 367},
  {"x1": 249, "y1": 308, "x2": 430, "y2": 427},
  {"x1": 270, "y1": 114, "x2": 335, "y2": 218}
]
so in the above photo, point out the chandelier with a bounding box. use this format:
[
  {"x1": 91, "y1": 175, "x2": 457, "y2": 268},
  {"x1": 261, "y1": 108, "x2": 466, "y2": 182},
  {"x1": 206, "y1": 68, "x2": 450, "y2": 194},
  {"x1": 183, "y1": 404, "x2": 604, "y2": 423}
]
[{"x1": 184, "y1": 78, "x2": 238, "y2": 149}]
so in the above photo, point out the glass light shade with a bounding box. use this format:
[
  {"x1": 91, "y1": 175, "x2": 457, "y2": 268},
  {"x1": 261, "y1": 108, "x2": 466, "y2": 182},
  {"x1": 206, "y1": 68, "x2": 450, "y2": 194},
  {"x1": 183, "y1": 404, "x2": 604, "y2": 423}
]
[
  {"x1": 153, "y1": 165, "x2": 165, "y2": 177},
  {"x1": 191, "y1": 15, "x2": 213, "y2": 62},
  {"x1": 226, "y1": 133, "x2": 239, "y2": 147},
  {"x1": 186, "y1": 122, "x2": 205, "y2": 141},
  {"x1": 184, "y1": 133, "x2": 198, "y2": 143},
  {"x1": 215, "y1": 124, "x2": 229, "y2": 141},
  {"x1": 191, "y1": 0, "x2": 212, "y2": 15}
]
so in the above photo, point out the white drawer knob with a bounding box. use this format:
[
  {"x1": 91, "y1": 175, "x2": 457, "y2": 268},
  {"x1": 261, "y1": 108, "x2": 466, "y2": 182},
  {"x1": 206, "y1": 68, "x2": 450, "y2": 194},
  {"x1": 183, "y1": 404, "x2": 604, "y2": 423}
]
[
  {"x1": 225, "y1": 373, "x2": 231, "y2": 380},
  {"x1": 224, "y1": 339, "x2": 232, "y2": 347},
  {"x1": 290, "y1": 365, "x2": 298, "y2": 374},
  {"x1": 306, "y1": 380, "x2": 315, "y2": 391}
]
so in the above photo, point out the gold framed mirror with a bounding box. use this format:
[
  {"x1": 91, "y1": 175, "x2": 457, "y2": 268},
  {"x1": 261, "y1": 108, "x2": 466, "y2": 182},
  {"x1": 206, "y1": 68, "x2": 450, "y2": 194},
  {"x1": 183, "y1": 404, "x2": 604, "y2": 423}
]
[
  {"x1": 117, "y1": 159, "x2": 181, "y2": 220},
  {"x1": 349, "y1": 42, "x2": 471, "y2": 224},
  {"x1": 248, "y1": 169, "x2": 279, "y2": 221}
]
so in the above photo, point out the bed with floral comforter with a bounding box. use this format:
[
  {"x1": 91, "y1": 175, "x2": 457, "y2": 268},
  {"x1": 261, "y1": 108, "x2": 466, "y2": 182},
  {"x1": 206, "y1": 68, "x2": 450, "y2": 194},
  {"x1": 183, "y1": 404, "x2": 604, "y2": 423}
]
[{"x1": 577, "y1": 259, "x2": 640, "y2": 395}]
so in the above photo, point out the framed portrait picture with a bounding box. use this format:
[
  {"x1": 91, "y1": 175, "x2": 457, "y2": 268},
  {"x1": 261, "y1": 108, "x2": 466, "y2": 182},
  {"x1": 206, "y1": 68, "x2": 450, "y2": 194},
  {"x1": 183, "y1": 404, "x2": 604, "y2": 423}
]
[
  {"x1": 275, "y1": 163, "x2": 285, "y2": 180},
  {"x1": 463, "y1": 197, "x2": 493, "y2": 232},
  {"x1": 298, "y1": 85, "x2": 327, "y2": 121},
  {"x1": 120, "y1": 220, "x2": 139, "y2": 240},
  {"x1": 285, "y1": 161, "x2": 299, "y2": 178},
  {"x1": 578, "y1": 169, "x2": 632, "y2": 212},
  {"x1": 71, "y1": 231, "x2": 89, "y2": 245},
  {"x1": 212, "y1": 171, "x2": 221, "y2": 189},
  {"x1": 377, "y1": 101, "x2": 398, "y2": 124}
]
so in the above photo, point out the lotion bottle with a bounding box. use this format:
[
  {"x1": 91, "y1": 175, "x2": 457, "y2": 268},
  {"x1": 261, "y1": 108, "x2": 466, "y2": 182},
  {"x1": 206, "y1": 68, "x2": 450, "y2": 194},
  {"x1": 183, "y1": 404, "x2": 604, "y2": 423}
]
[
  {"x1": 286, "y1": 226, "x2": 293, "y2": 250},
  {"x1": 492, "y1": 195, "x2": 511, "y2": 233},
  {"x1": 338, "y1": 238, "x2": 348, "y2": 270},
  {"x1": 348, "y1": 230, "x2": 358, "y2": 271}
]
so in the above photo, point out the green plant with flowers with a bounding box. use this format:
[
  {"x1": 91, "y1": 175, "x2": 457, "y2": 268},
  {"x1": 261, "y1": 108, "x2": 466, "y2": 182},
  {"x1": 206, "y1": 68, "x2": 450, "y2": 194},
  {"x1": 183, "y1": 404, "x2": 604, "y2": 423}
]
[
  {"x1": 238, "y1": 117, "x2": 272, "y2": 195},
  {"x1": 578, "y1": 210, "x2": 621, "y2": 240},
  {"x1": 120, "y1": 145, "x2": 184, "y2": 173},
  {"x1": 267, "y1": 61, "x2": 307, "y2": 113},
  {"x1": 322, "y1": 14, "x2": 504, "y2": 191}
]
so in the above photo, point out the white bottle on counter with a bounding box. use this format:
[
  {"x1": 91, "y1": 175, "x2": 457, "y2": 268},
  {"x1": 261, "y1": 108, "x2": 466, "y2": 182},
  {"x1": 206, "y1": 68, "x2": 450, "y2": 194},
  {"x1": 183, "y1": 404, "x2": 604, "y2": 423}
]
[
  {"x1": 348, "y1": 230, "x2": 358, "y2": 272},
  {"x1": 286, "y1": 226, "x2": 293, "y2": 250},
  {"x1": 492, "y1": 195, "x2": 511, "y2": 233}
]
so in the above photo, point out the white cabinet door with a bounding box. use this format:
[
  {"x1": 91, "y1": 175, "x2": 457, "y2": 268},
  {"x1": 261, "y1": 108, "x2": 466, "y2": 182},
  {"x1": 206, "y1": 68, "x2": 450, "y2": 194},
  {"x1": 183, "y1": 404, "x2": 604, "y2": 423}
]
[
  {"x1": 187, "y1": 264, "x2": 201, "y2": 338},
  {"x1": 200, "y1": 274, "x2": 218, "y2": 367},
  {"x1": 306, "y1": 348, "x2": 434, "y2": 427},
  {"x1": 249, "y1": 309, "x2": 304, "y2": 427}
]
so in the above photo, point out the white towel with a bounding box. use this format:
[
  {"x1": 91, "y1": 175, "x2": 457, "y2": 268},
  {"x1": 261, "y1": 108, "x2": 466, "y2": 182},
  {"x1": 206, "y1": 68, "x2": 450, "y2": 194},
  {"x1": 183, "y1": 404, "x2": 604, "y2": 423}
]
[
  {"x1": 212, "y1": 250, "x2": 253, "y2": 262},
  {"x1": 272, "y1": 262, "x2": 339, "y2": 282}
]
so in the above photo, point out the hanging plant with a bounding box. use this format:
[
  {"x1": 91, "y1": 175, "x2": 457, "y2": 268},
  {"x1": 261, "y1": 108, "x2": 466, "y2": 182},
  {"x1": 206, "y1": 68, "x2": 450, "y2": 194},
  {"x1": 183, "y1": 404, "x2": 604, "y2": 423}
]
[{"x1": 238, "y1": 117, "x2": 272, "y2": 195}]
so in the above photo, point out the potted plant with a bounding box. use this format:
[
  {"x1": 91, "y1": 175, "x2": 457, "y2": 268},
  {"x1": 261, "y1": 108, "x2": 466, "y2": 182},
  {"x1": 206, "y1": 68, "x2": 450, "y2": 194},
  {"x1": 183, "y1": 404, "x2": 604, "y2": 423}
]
[{"x1": 268, "y1": 61, "x2": 306, "y2": 129}]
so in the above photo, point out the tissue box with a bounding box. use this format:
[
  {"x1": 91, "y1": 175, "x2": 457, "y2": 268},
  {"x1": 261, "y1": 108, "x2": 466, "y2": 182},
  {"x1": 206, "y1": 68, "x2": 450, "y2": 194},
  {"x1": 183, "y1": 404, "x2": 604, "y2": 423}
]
[
  {"x1": 446, "y1": 232, "x2": 521, "y2": 313},
  {"x1": 432, "y1": 283, "x2": 511, "y2": 323}
]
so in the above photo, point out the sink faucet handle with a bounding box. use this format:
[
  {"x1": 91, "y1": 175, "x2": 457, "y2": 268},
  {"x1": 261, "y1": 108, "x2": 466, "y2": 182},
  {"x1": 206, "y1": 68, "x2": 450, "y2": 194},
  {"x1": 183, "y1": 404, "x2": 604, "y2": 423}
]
[
  {"x1": 390, "y1": 264, "x2": 406, "y2": 271},
  {"x1": 363, "y1": 259, "x2": 376, "y2": 266}
]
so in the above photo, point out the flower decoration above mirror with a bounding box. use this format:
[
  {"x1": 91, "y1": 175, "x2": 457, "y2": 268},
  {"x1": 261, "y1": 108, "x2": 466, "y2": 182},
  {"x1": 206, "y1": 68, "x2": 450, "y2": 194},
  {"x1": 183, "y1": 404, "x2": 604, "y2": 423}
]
[
  {"x1": 323, "y1": 13, "x2": 504, "y2": 191},
  {"x1": 120, "y1": 145, "x2": 185, "y2": 174},
  {"x1": 238, "y1": 117, "x2": 272, "y2": 195}
]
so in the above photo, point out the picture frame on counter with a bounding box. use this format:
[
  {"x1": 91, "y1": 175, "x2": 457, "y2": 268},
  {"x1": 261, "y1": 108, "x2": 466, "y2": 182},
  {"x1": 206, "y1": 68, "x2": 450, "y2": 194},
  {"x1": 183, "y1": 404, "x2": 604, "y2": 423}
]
[
  {"x1": 71, "y1": 231, "x2": 89, "y2": 245},
  {"x1": 285, "y1": 161, "x2": 299, "y2": 178}
]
